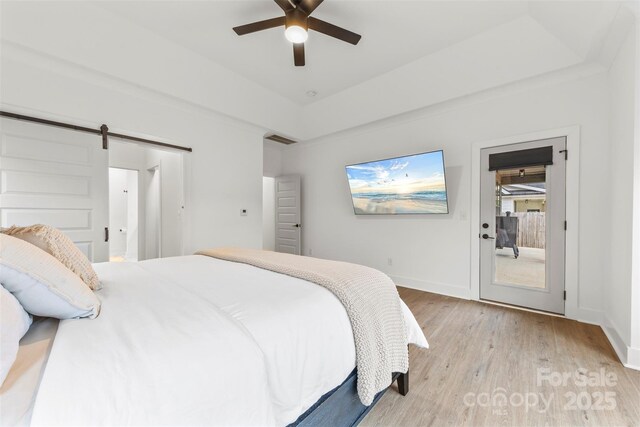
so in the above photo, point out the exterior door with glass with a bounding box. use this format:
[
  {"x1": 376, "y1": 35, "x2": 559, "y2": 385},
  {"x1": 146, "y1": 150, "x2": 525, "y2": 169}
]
[{"x1": 480, "y1": 137, "x2": 566, "y2": 314}]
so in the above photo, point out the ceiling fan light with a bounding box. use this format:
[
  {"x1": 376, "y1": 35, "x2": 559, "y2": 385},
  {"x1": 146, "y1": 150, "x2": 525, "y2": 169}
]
[{"x1": 285, "y1": 25, "x2": 308, "y2": 43}]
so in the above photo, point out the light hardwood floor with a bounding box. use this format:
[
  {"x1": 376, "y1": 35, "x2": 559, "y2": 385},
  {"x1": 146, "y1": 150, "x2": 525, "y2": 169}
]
[{"x1": 362, "y1": 287, "x2": 640, "y2": 427}]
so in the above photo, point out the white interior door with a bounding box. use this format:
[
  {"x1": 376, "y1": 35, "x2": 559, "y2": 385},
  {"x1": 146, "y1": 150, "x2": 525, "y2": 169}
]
[
  {"x1": 0, "y1": 118, "x2": 109, "y2": 261},
  {"x1": 480, "y1": 137, "x2": 566, "y2": 314},
  {"x1": 275, "y1": 175, "x2": 301, "y2": 255}
]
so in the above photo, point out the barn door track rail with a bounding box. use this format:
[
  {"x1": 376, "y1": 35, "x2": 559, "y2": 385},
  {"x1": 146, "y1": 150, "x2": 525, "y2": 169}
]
[{"x1": 0, "y1": 110, "x2": 193, "y2": 153}]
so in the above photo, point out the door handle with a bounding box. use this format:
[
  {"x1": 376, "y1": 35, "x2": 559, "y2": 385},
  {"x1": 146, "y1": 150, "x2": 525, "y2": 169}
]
[
  {"x1": 481, "y1": 233, "x2": 495, "y2": 240},
  {"x1": 293, "y1": 224, "x2": 301, "y2": 228}
]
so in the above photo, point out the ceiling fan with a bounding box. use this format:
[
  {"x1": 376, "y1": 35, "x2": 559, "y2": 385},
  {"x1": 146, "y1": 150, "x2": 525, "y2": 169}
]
[{"x1": 233, "y1": 0, "x2": 361, "y2": 67}]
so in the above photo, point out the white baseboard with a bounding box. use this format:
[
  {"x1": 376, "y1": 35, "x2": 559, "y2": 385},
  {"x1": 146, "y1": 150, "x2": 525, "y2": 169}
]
[
  {"x1": 601, "y1": 321, "x2": 629, "y2": 366},
  {"x1": 572, "y1": 307, "x2": 604, "y2": 326},
  {"x1": 601, "y1": 316, "x2": 640, "y2": 371},
  {"x1": 391, "y1": 275, "x2": 471, "y2": 300},
  {"x1": 626, "y1": 346, "x2": 640, "y2": 370}
]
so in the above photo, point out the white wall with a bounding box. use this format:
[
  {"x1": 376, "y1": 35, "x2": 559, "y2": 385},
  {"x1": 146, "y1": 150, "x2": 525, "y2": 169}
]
[
  {"x1": 605, "y1": 22, "x2": 636, "y2": 363},
  {"x1": 146, "y1": 167, "x2": 162, "y2": 259},
  {"x1": 146, "y1": 148, "x2": 184, "y2": 257},
  {"x1": 281, "y1": 71, "x2": 610, "y2": 317},
  {"x1": 627, "y1": 12, "x2": 640, "y2": 369},
  {"x1": 263, "y1": 141, "x2": 284, "y2": 178},
  {"x1": 632, "y1": 15, "x2": 640, "y2": 368},
  {"x1": 125, "y1": 170, "x2": 139, "y2": 261},
  {"x1": 262, "y1": 177, "x2": 276, "y2": 251},
  {"x1": 263, "y1": 141, "x2": 282, "y2": 252},
  {"x1": 1, "y1": 48, "x2": 265, "y2": 255}
]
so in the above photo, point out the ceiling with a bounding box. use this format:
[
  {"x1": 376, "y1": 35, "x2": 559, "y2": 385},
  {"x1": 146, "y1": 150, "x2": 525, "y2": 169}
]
[
  {"x1": 95, "y1": 1, "x2": 631, "y2": 107},
  {"x1": 97, "y1": 1, "x2": 535, "y2": 105}
]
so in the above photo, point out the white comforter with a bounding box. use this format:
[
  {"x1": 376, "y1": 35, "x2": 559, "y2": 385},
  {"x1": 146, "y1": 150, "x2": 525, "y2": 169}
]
[{"x1": 31, "y1": 255, "x2": 428, "y2": 426}]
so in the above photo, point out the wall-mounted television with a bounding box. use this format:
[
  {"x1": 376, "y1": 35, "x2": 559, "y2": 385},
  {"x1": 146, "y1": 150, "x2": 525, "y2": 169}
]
[{"x1": 346, "y1": 150, "x2": 449, "y2": 215}]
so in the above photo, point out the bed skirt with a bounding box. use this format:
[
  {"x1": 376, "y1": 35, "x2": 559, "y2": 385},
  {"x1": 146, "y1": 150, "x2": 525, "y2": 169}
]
[{"x1": 289, "y1": 369, "x2": 398, "y2": 427}]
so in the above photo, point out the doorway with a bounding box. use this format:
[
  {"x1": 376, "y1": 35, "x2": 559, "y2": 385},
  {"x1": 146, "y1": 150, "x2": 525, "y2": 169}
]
[
  {"x1": 108, "y1": 168, "x2": 139, "y2": 262},
  {"x1": 480, "y1": 137, "x2": 566, "y2": 314},
  {"x1": 108, "y1": 140, "x2": 184, "y2": 260}
]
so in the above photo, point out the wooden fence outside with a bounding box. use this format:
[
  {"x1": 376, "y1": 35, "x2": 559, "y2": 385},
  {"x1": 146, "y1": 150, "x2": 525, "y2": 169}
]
[{"x1": 513, "y1": 212, "x2": 545, "y2": 249}]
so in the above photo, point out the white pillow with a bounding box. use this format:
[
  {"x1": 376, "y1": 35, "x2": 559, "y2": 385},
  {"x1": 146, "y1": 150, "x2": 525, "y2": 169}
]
[
  {"x1": 0, "y1": 285, "x2": 32, "y2": 386},
  {"x1": 0, "y1": 234, "x2": 101, "y2": 319}
]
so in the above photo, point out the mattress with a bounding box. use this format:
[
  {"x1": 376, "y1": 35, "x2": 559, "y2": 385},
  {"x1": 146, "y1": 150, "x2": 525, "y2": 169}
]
[{"x1": 0, "y1": 318, "x2": 59, "y2": 426}]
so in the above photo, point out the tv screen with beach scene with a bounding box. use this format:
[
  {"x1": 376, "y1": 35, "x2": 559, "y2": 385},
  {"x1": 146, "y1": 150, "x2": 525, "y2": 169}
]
[{"x1": 346, "y1": 150, "x2": 449, "y2": 215}]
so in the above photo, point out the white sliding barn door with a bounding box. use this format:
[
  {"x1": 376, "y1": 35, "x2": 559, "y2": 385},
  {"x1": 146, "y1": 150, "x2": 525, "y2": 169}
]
[
  {"x1": 275, "y1": 175, "x2": 301, "y2": 255},
  {"x1": 0, "y1": 118, "x2": 109, "y2": 261}
]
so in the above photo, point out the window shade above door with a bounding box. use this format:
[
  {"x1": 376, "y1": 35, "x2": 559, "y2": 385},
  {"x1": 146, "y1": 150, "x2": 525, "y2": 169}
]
[{"x1": 488, "y1": 146, "x2": 553, "y2": 171}]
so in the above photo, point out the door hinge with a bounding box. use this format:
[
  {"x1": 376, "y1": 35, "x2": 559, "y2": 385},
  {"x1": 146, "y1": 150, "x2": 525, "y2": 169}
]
[
  {"x1": 104, "y1": 227, "x2": 109, "y2": 242},
  {"x1": 564, "y1": 221, "x2": 567, "y2": 231},
  {"x1": 559, "y1": 149, "x2": 568, "y2": 160},
  {"x1": 564, "y1": 290, "x2": 567, "y2": 300}
]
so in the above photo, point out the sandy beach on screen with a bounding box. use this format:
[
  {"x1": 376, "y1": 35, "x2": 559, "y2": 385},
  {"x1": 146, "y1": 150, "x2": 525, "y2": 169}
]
[{"x1": 353, "y1": 197, "x2": 448, "y2": 214}]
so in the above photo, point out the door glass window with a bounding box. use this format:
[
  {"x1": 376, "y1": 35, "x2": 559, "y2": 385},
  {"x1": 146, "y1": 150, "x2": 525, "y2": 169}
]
[{"x1": 494, "y1": 165, "x2": 546, "y2": 289}]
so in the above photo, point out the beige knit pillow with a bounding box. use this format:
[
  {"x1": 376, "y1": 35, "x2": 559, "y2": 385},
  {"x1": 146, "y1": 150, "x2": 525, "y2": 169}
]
[
  {"x1": 1, "y1": 225, "x2": 101, "y2": 291},
  {"x1": 0, "y1": 234, "x2": 101, "y2": 319}
]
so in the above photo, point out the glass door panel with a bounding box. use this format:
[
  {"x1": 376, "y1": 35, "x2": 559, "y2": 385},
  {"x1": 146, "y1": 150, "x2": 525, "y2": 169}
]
[{"x1": 494, "y1": 166, "x2": 547, "y2": 289}]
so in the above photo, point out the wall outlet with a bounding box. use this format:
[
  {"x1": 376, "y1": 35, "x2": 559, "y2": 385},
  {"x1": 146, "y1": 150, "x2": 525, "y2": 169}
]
[
  {"x1": 240, "y1": 209, "x2": 247, "y2": 216},
  {"x1": 308, "y1": 249, "x2": 313, "y2": 256},
  {"x1": 387, "y1": 257, "x2": 393, "y2": 266}
]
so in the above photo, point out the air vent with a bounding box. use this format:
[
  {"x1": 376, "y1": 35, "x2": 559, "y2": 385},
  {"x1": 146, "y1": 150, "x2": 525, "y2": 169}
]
[{"x1": 265, "y1": 134, "x2": 297, "y2": 145}]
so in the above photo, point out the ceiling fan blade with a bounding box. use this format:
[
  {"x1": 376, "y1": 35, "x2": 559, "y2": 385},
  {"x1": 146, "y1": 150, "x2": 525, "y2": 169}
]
[
  {"x1": 274, "y1": 0, "x2": 295, "y2": 12},
  {"x1": 297, "y1": 0, "x2": 324, "y2": 15},
  {"x1": 308, "y1": 17, "x2": 361, "y2": 45},
  {"x1": 233, "y1": 16, "x2": 285, "y2": 36},
  {"x1": 274, "y1": 0, "x2": 296, "y2": 12},
  {"x1": 293, "y1": 43, "x2": 305, "y2": 66}
]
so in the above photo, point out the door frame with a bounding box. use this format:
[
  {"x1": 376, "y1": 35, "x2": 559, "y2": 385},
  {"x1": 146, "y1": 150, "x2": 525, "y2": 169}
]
[{"x1": 471, "y1": 126, "x2": 581, "y2": 320}]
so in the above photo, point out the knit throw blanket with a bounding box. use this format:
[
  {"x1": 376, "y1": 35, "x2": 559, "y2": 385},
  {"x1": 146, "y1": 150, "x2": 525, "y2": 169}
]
[{"x1": 196, "y1": 247, "x2": 408, "y2": 406}]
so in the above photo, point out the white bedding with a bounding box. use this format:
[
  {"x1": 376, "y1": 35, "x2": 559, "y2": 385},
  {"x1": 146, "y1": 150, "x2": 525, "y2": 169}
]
[
  {"x1": 30, "y1": 255, "x2": 428, "y2": 426},
  {"x1": 0, "y1": 317, "x2": 58, "y2": 427}
]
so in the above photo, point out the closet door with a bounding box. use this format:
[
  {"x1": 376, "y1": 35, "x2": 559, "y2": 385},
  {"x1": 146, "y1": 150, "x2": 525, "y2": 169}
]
[{"x1": 0, "y1": 117, "x2": 109, "y2": 262}]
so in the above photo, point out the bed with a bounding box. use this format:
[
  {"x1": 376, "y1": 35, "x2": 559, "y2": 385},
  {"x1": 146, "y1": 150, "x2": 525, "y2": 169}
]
[{"x1": 1, "y1": 253, "x2": 428, "y2": 426}]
